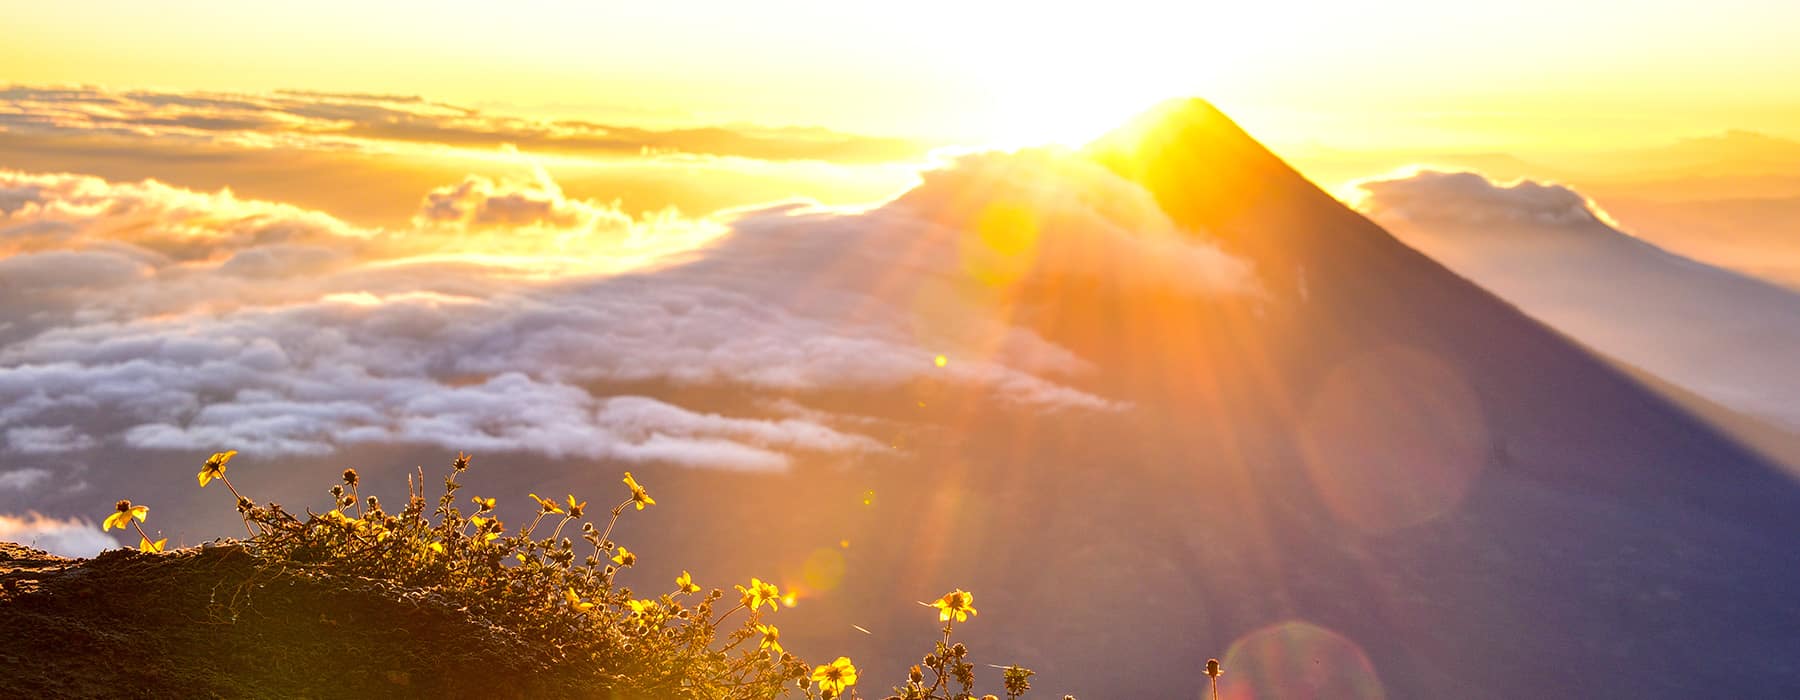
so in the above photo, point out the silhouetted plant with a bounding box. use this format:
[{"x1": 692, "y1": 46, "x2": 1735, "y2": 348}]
[{"x1": 91, "y1": 450, "x2": 1143, "y2": 698}]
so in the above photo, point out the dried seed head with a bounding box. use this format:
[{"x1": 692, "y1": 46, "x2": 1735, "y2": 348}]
[{"x1": 342, "y1": 468, "x2": 359, "y2": 486}]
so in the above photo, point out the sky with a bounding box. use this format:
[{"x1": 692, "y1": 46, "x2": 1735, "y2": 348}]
[{"x1": 7, "y1": 0, "x2": 1800, "y2": 150}]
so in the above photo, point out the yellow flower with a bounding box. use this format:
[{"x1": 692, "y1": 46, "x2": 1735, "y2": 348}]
[
  {"x1": 470, "y1": 515, "x2": 489, "y2": 528},
  {"x1": 565, "y1": 494, "x2": 587, "y2": 519},
  {"x1": 736, "y1": 577, "x2": 781, "y2": 612},
  {"x1": 428, "y1": 542, "x2": 445, "y2": 554},
  {"x1": 470, "y1": 496, "x2": 496, "y2": 512},
  {"x1": 529, "y1": 493, "x2": 564, "y2": 514},
  {"x1": 626, "y1": 598, "x2": 657, "y2": 617},
  {"x1": 565, "y1": 587, "x2": 594, "y2": 613},
  {"x1": 675, "y1": 570, "x2": 701, "y2": 594},
  {"x1": 138, "y1": 536, "x2": 167, "y2": 553},
  {"x1": 756, "y1": 623, "x2": 783, "y2": 655},
  {"x1": 623, "y1": 472, "x2": 655, "y2": 510},
  {"x1": 811, "y1": 656, "x2": 857, "y2": 695},
  {"x1": 197, "y1": 450, "x2": 237, "y2": 487},
  {"x1": 612, "y1": 545, "x2": 636, "y2": 567},
  {"x1": 931, "y1": 589, "x2": 977, "y2": 623},
  {"x1": 102, "y1": 500, "x2": 148, "y2": 531}
]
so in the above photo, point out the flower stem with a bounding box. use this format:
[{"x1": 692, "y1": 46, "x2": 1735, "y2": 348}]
[
  {"x1": 219, "y1": 475, "x2": 256, "y2": 537},
  {"x1": 549, "y1": 515, "x2": 573, "y2": 543},
  {"x1": 130, "y1": 521, "x2": 160, "y2": 552},
  {"x1": 594, "y1": 498, "x2": 632, "y2": 551}
]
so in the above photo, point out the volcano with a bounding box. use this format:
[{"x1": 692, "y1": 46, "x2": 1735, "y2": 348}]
[{"x1": 742, "y1": 100, "x2": 1800, "y2": 698}]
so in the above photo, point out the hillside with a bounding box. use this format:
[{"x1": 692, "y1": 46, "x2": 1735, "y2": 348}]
[{"x1": 0, "y1": 541, "x2": 556, "y2": 699}]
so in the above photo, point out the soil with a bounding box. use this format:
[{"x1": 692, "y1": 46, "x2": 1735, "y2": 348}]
[{"x1": 0, "y1": 541, "x2": 580, "y2": 699}]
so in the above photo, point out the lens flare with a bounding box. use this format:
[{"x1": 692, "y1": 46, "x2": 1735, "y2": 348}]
[
  {"x1": 1297, "y1": 346, "x2": 1488, "y2": 533},
  {"x1": 1222, "y1": 621, "x2": 1385, "y2": 700}
]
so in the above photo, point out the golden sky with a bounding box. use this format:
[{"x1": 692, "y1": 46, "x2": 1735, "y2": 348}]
[{"x1": 8, "y1": 0, "x2": 1800, "y2": 151}]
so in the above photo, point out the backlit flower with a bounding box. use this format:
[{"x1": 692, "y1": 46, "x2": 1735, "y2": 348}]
[
  {"x1": 623, "y1": 472, "x2": 654, "y2": 510},
  {"x1": 811, "y1": 656, "x2": 857, "y2": 695},
  {"x1": 932, "y1": 589, "x2": 977, "y2": 623},
  {"x1": 565, "y1": 587, "x2": 594, "y2": 613},
  {"x1": 736, "y1": 577, "x2": 781, "y2": 612},
  {"x1": 675, "y1": 570, "x2": 701, "y2": 594},
  {"x1": 138, "y1": 536, "x2": 167, "y2": 553},
  {"x1": 197, "y1": 450, "x2": 237, "y2": 487},
  {"x1": 102, "y1": 500, "x2": 148, "y2": 531},
  {"x1": 612, "y1": 545, "x2": 636, "y2": 567},
  {"x1": 529, "y1": 493, "x2": 563, "y2": 514},
  {"x1": 470, "y1": 496, "x2": 496, "y2": 512},
  {"x1": 565, "y1": 494, "x2": 587, "y2": 519},
  {"x1": 756, "y1": 623, "x2": 783, "y2": 655}
]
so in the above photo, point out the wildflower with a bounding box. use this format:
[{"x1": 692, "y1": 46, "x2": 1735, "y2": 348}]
[
  {"x1": 623, "y1": 472, "x2": 655, "y2": 510},
  {"x1": 102, "y1": 500, "x2": 148, "y2": 531},
  {"x1": 931, "y1": 589, "x2": 978, "y2": 623},
  {"x1": 736, "y1": 577, "x2": 781, "y2": 612},
  {"x1": 612, "y1": 545, "x2": 636, "y2": 567},
  {"x1": 428, "y1": 542, "x2": 444, "y2": 554},
  {"x1": 196, "y1": 450, "x2": 257, "y2": 537},
  {"x1": 138, "y1": 536, "x2": 167, "y2": 553},
  {"x1": 565, "y1": 587, "x2": 594, "y2": 613},
  {"x1": 341, "y1": 468, "x2": 359, "y2": 486},
  {"x1": 626, "y1": 598, "x2": 657, "y2": 617},
  {"x1": 756, "y1": 623, "x2": 783, "y2": 655},
  {"x1": 529, "y1": 493, "x2": 564, "y2": 515},
  {"x1": 470, "y1": 495, "x2": 496, "y2": 512},
  {"x1": 565, "y1": 494, "x2": 587, "y2": 519},
  {"x1": 196, "y1": 450, "x2": 236, "y2": 487},
  {"x1": 452, "y1": 452, "x2": 472, "y2": 472},
  {"x1": 811, "y1": 656, "x2": 857, "y2": 696},
  {"x1": 675, "y1": 570, "x2": 701, "y2": 594}
]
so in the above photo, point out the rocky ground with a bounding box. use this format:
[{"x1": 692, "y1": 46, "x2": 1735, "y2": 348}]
[{"x1": 0, "y1": 541, "x2": 566, "y2": 699}]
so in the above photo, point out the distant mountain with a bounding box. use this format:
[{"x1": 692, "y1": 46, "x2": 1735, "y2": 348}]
[{"x1": 1355, "y1": 169, "x2": 1800, "y2": 431}]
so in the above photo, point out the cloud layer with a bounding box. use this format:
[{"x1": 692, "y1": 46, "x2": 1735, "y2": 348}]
[
  {"x1": 0, "y1": 147, "x2": 1253, "y2": 471},
  {"x1": 0, "y1": 512, "x2": 113, "y2": 557},
  {"x1": 0, "y1": 86, "x2": 928, "y2": 164}
]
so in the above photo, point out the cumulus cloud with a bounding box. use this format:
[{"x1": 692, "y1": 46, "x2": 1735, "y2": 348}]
[
  {"x1": 0, "y1": 146, "x2": 1253, "y2": 469},
  {"x1": 0, "y1": 512, "x2": 114, "y2": 557},
  {"x1": 1352, "y1": 169, "x2": 1612, "y2": 227}
]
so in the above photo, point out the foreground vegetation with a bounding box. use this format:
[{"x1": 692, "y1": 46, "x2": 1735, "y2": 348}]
[{"x1": 84, "y1": 451, "x2": 1135, "y2": 699}]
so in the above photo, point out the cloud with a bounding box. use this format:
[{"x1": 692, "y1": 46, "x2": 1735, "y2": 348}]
[
  {"x1": 0, "y1": 468, "x2": 51, "y2": 492},
  {"x1": 0, "y1": 512, "x2": 114, "y2": 557},
  {"x1": 0, "y1": 85, "x2": 928, "y2": 164},
  {"x1": 5, "y1": 426, "x2": 98, "y2": 454},
  {"x1": 1351, "y1": 169, "x2": 1612, "y2": 227},
  {"x1": 0, "y1": 147, "x2": 1253, "y2": 469}
]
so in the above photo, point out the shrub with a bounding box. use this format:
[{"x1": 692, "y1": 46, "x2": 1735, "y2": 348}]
[{"x1": 108, "y1": 451, "x2": 1073, "y2": 699}]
